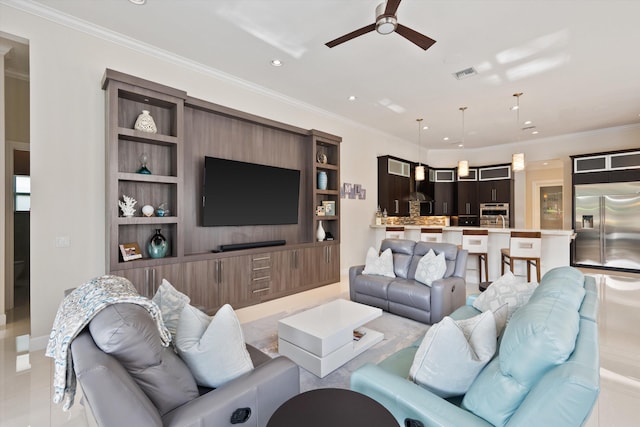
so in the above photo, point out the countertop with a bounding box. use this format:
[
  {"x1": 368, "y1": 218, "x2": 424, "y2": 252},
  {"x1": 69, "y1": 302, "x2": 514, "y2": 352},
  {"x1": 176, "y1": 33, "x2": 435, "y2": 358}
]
[{"x1": 370, "y1": 224, "x2": 574, "y2": 236}]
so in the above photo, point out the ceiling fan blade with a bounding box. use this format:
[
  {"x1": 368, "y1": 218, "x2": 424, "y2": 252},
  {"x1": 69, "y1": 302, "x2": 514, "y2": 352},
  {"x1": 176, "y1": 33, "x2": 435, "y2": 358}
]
[
  {"x1": 384, "y1": 0, "x2": 402, "y2": 16},
  {"x1": 395, "y1": 24, "x2": 436, "y2": 50},
  {"x1": 325, "y1": 23, "x2": 376, "y2": 48}
]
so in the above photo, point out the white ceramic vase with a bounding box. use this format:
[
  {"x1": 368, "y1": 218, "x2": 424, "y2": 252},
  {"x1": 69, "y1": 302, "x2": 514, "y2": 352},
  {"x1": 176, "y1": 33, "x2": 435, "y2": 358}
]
[
  {"x1": 134, "y1": 110, "x2": 158, "y2": 133},
  {"x1": 317, "y1": 220, "x2": 326, "y2": 242}
]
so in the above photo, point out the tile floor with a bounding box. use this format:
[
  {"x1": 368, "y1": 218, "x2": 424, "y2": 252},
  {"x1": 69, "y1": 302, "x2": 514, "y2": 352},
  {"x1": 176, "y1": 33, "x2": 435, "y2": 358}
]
[{"x1": 0, "y1": 270, "x2": 638, "y2": 426}]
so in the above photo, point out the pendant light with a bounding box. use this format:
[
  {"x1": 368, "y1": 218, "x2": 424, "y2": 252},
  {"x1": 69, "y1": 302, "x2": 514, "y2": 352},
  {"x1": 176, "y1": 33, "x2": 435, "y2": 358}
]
[
  {"x1": 415, "y1": 118, "x2": 425, "y2": 181},
  {"x1": 457, "y1": 106, "x2": 469, "y2": 177},
  {"x1": 512, "y1": 93, "x2": 525, "y2": 172}
]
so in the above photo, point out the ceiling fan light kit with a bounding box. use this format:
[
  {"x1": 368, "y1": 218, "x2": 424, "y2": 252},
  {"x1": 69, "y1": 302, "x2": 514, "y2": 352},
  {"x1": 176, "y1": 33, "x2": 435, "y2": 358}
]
[
  {"x1": 325, "y1": 0, "x2": 436, "y2": 50},
  {"x1": 375, "y1": 3, "x2": 398, "y2": 34}
]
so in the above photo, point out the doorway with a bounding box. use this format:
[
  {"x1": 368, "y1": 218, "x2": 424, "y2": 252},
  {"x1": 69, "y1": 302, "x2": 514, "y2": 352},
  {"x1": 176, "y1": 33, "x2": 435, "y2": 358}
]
[
  {"x1": 532, "y1": 180, "x2": 564, "y2": 229},
  {"x1": 2, "y1": 33, "x2": 30, "y2": 327}
]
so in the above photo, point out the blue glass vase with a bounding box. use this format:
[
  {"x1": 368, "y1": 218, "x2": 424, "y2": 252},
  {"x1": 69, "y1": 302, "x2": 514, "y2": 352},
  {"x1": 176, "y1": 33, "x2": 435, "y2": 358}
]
[
  {"x1": 318, "y1": 171, "x2": 328, "y2": 190},
  {"x1": 148, "y1": 229, "x2": 169, "y2": 259}
]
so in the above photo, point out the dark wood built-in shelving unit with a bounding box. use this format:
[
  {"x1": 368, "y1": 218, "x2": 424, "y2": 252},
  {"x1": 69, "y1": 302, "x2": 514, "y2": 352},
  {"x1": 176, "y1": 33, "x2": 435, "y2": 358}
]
[{"x1": 103, "y1": 70, "x2": 341, "y2": 313}]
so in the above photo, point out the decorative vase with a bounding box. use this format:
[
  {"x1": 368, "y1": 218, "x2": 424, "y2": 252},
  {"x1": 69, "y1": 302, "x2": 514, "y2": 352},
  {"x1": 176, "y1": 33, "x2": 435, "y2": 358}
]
[
  {"x1": 134, "y1": 110, "x2": 158, "y2": 134},
  {"x1": 317, "y1": 171, "x2": 328, "y2": 190},
  {"x1": 137, "y1": 152, "x2": 152, "y2": 174},
  {"x1": 148, "y1": 229, "x2": 169, "y2": 258},
  {"x1": 317, "y1": 220, "x2": 326, "y2": 242}
]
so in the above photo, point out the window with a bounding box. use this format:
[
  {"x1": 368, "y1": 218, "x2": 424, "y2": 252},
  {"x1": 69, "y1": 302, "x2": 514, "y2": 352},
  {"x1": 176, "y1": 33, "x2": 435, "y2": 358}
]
[{"x1": 14, "y1": 175, "x2": 30, "y2": 212}]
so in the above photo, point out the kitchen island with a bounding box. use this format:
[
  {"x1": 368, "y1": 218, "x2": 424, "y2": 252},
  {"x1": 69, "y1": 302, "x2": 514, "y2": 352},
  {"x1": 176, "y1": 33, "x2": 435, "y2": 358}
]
[{"x1": 371, "y1": 225, "x2": 574, "y2": 283}]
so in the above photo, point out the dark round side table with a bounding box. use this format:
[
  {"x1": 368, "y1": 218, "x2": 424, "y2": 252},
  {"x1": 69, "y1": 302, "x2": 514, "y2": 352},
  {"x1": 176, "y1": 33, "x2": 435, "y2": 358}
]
[{"x1": 267, "y1": 388, "x2": 399, "y2": 427}]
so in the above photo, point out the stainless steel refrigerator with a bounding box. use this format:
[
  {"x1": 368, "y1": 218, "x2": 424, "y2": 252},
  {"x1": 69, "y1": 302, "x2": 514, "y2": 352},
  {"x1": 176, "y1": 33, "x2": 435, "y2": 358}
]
[{"x1": 574, "y1": 182, "x2": 640, "y2": 271}]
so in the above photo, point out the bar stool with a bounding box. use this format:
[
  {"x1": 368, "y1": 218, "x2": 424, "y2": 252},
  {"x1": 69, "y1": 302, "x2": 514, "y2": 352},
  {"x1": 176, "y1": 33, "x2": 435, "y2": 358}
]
[
  {"x1": 385, "y1": 226, "x2": 405, "y2": 239},
  {"x1": 462, "y1": 229, "x2": 489, "y2": 284},
  {"x1": 501, "y1": 231, "x2": 542, "y2": 282},
  {"x1": 420, "y1": 228, "x2": 443, "y2": 243}
]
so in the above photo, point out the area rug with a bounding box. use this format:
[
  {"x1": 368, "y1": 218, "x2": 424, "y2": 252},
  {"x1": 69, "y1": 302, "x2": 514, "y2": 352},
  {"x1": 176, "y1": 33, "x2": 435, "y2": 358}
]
[{"x1": 241, "y1": 303, "x2": 430, "y2": 392}]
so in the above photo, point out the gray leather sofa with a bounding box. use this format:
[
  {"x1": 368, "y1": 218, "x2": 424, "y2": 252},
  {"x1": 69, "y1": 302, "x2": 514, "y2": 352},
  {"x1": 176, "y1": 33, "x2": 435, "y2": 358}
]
[
  {"x1": 70, "y1": 303, "x2": 299, "y2": 427},
  {"x1": 349, "y1": 239, "x2": 468, "y2": 324}
]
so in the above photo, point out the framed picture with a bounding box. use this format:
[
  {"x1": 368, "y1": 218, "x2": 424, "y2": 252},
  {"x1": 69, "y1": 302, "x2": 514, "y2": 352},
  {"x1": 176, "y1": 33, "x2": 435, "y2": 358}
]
[
  {"x1": 322, "y1": 200, "x2": 336, "y2": 216},
  {"x1": 119, "y1": 242, "x2": 142, "y2": 261},
  {"x1": 316, "y1": 205, "x2": 326, "y2": 216},
  {"x1": 354, "y1": 184, "x2": 362, "y2": 194},
  {"x1": 358, "y1": 189, "x2": 367, "y2": 200}
]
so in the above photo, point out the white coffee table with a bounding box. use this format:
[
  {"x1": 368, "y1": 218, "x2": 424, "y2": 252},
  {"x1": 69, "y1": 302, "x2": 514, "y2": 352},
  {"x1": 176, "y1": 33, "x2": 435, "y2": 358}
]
[{"x1": 277, "y1": 299, "x2": 384, "y2": 378}]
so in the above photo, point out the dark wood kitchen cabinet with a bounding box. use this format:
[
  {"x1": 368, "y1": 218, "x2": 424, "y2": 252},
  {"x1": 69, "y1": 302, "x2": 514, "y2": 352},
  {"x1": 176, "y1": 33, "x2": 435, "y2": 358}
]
[
  {"x1": 478, "y1": 179, "x2": 512, "y2": 203},
  {"x1": 378, "y1": 156, "x2": 411, "y2": 216},
  {"x1": 456, "y1": 169, "x2": 478, "y2": 216},
  {"x1": 433, "y1": 182, "x2": 455, "y2": 215}
]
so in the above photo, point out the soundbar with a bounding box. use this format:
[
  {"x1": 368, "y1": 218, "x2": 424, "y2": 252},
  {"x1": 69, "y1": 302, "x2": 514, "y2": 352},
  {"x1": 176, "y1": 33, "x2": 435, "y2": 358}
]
[{"x1": 218, "y1": 240, "x2": 286, "y2": 252}]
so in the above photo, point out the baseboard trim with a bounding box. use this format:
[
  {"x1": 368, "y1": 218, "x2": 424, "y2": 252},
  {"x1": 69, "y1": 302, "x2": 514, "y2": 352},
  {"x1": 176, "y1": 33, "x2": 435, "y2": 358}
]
[{"x1": 30, "y1": 334, "x2": 49, "y2": 351}]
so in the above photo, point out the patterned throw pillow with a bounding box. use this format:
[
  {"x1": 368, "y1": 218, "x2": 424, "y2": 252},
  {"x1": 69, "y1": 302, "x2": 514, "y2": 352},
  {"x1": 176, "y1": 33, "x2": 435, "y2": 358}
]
[
  {"x1": 362, "y1": 247, "x2": 396, "y2": 278},
  {"x1": 473, "y1": 271, "x2": 537, "y2": 321},
  {"x1": 152, "y1": 279, "x2": 191, "y2": 339},
  {"x1": 409, "y1": 311, "x2": 497, "y2": 397},
  {"x1": 415, "y1": 249, "x2": 447, "y2": 287}
]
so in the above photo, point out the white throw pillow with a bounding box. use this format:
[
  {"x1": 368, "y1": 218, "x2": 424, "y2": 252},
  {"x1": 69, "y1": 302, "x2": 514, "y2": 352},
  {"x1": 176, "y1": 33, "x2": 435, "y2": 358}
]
[
  {"x1": 175, "y1": 304, "x2": 253, "y2": 388},
  {"x1": 473, "y1": 271, "x2": 538, "y2": 321},
  {"x1": 152, "y1": 279, "x2": 191, "y2": 339},
  {"x1": 362, "y1": 247, "x2": 396, "y2": 278},
  {"x1": 492, "y1": 303, "x2": 508, "y2": 337},
  {"x1": 409, "y1": 311, "x2": 497, "y2": 397},
  {"x1": 415, "y1": 249, "x2": 447, "y2": 287}
]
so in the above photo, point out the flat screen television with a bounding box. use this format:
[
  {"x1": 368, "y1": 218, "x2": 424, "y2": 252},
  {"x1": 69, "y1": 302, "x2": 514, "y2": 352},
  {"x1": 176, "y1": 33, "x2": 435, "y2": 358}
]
[{"x1": 202, "y1": 156, "x2": 301, "y2": 226}]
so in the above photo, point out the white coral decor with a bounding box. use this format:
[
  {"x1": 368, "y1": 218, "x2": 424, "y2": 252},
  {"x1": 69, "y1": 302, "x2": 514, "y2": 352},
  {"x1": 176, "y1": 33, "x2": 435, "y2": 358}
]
[{"x1": 118, "y1": 194, "x2": 137, "y2": 217}]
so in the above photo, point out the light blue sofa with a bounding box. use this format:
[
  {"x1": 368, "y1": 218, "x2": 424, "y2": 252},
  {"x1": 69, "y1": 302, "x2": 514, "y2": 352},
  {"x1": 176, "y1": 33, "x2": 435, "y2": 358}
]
[{"x1": 351, "y1": 266, "x2": 599, "y2": 427}]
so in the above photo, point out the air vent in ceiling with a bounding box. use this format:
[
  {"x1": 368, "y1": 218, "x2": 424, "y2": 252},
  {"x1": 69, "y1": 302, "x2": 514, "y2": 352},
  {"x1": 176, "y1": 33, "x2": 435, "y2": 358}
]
[{"x1": 453, "y1": 67, "x2": 478, "y2": 80}]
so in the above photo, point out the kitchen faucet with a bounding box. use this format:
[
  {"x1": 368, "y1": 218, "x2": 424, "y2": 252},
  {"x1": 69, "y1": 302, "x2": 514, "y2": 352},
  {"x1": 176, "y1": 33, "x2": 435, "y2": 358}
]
[{"x1": 497, "y1": 214, "x2": 506, "y2": 228}]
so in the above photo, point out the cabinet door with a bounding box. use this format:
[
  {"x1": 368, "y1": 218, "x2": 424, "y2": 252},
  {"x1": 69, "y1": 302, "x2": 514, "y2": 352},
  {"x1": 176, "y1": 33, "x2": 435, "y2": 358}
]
[
  {"x1": 478, "y1": 179, "x2": 511, "y2": 203},
  {"x1": 270, "y1": 249, "x2": 301, "y2": 296},
  {"x1": 457, "y1": 181, "x2": 478, "y2": 215},
  {"x1": 112, "y1": 262, "x2": 182, "y2": 298},
  {"x1": 183, "y1": 260, "x2": 220, "y2": 314},
  {"x1": 111, "y1": 268, "x2": 149, "y2": 297},
  {"x1": 305, "y1": 244, "x2": 340, "y2": 286},
  {"x1": 493, "y1": 179, "x2": 512, "y2": 203},
  {"x1": 433, "y1": 182, "x2": 455, "y2": 215},
  {"x1": 390, "y1": 174, "x2": 411, "y2": 216},
  {"x1": 378, "y1": 156, "x2": 411, "y2": 216}
]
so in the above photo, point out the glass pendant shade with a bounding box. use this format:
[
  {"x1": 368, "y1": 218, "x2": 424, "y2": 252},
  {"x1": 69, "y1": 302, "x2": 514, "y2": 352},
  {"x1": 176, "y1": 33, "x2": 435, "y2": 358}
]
[
  {"x1": 458, "y1": 160, "x2": 469, "y2": 177},
  {"x1": 512, "y1": 153, "x2": 525, "y2": 171},
  {"x1": 415, "y1": 165, "x2": 426, "y2": 181}
]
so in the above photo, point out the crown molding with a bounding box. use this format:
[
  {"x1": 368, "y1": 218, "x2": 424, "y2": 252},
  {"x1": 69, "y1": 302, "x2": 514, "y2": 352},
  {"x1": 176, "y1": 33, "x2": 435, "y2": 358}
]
[{"x1": 0, "y1": 0, "x2": 384, "y2": 137}]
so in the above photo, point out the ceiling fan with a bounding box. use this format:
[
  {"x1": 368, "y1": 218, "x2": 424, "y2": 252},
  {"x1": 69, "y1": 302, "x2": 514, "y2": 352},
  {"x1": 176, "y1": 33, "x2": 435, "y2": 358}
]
[{"x1": 325, "y1": 0, "x2": 436, "y2": 51}]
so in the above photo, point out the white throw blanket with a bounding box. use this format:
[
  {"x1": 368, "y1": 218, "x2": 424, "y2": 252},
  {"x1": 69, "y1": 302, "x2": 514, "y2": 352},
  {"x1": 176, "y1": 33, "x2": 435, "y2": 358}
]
[{"x1": 45, "y1": 275, "x2": 170, "y2": 410}]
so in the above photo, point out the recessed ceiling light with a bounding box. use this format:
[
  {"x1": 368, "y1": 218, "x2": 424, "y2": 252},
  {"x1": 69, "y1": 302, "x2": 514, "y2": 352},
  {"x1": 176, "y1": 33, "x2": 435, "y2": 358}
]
[
  {"x1": 524, "y1": 120, "x2": 532, "y2": 125},
  {"x1": 458, "y1": 143, "x2": 464, "y2": 148},
  {"x1": 270, "y1": 59, "x2": 283, "y2": 67},
  {"x1": 543, "y1": 162, "x2": 549, "y2": 166},
  {"x1": 129, "y1": 0, "x2": 146, "y2": 5},
  {"x1": 532, "y1": 130, "x2": 539, "y2": 135},
  {"x1": 348, "y1": 95, "x2": 357, "y2": 101},
  {"x1": 443, "y1": 137, "x2": 449, "y2": 141},
  {"x1": 422, "y1": 125, "x2": 429, "y2": 130}
]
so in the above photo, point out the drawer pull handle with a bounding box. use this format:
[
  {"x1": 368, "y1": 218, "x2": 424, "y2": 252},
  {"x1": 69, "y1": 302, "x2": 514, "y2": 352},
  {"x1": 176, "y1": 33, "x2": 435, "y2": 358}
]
[
  {"x1": 252, "y1": 287, "x2": 270, "y2": 294},
  {"x1": 252, "y1": 266, "x2": 270, "y2": 271},
  {"x1": 253, "y1": 276, "x2": 271, "y2": 281},
  {"x1": 253, "y1": 256, "x2": 270, "y2": 261}
]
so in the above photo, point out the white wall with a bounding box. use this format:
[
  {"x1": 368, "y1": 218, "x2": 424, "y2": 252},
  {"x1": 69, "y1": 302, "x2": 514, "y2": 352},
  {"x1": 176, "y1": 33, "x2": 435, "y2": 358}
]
[{"x1": 2, "y1": 3, "x2": 639, "y2": 345}]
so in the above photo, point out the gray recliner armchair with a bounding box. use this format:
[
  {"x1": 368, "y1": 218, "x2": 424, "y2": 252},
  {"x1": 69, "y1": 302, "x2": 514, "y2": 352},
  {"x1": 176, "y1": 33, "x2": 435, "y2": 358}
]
[{"x1": 70, "y1": 303, "x2": 299, "y2": 427}]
